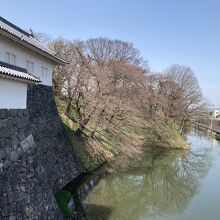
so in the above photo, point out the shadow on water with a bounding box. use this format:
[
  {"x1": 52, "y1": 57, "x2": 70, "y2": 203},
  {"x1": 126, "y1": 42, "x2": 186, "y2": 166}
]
[
  {"x1": 82, "y1": 204, "x2": 113, "y2": 220},
  {"x1": 83, "y1": 132, "x2": 214, "y2": 220}
]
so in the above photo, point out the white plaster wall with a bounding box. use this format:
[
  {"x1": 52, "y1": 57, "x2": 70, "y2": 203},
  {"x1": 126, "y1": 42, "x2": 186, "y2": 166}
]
[
  {"x1": 0, "y1": 35, "x2": 54, "y2": 86},
  {"x1": 0, "y1": 77, "x2": 27, "y2": 109},
  {"x1": 213, "y1": 110, "x2": 220, "y2": 118}
]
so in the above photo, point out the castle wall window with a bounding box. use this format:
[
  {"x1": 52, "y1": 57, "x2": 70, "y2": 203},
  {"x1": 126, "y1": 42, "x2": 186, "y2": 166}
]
[
  {"x1": 41, "y1": 66, "x2": 48, "y2": 78},
  {"x1": 5, "y1": 52, "x2": 16, "y2": 65},
  {"x1": 11, "y1": 54, "x2": 16, "y2": 65},
  {"x1": 26, "y1": 60, "x2": 34, "y2": 73}
]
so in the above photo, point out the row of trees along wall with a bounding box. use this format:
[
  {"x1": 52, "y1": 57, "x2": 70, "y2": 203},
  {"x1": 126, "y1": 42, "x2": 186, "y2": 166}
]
[{"x1": 48, "y1": 37, "x2": 207, "y2": 145}]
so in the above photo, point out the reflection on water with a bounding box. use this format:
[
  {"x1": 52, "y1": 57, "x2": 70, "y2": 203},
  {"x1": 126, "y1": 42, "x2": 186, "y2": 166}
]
[{"x1": 83, "y1": 132, "x2": 220, "y2": 220}]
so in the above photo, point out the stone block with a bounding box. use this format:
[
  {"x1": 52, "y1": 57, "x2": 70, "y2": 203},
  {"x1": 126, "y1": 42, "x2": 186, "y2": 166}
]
[
  {"x1": 0, "y1": 109, "x2": 9, "y2": 119},
  {"x1": 10, "y1": 151, "x2": 18, "y2": 162},
  {"x1": 20, "y1": 134, "x2": 35, "y2": 152},
  {"x1": 30, "y1": 145, "x2": 36, "y2": 155},
  {"x1": 0, "y1": 127, "x2": 11, "y2": 138},
  {"x1": 23, "y1": 109, "x2": 29, "y2": 116},
  {"x1": 5, "y1": 146, "x2": 12, "y2": 155},
  {"x1": 16, "y1": 116, "x2": 29, "y2": 129},
  {"x1": 3, "y1": 160, "x2": 10, "y2": 170},
  {"x1": 18, "y1": 130, "x2": 25, "y2": 141},
  {"x1": 5, "y1": 138, "x2": 10, "y2": 147},
  {"x1": 67, "y1": 198, "x2": 75, "y2": 211},
  {"x1": 25, "y1": 206, "x2": 34, "y2": 217},
  {"x1": 10, "y1": 126, "x2": 18, "y2": 136},
  {"x1": 0, "y1": 138, "x2": 5, "y2": 147},
  {"x1": 90, "y1": 179, "x2": 95, "y2": 186},
  {"x1": 8, "y1": 109, "x2": 18, "y2": 117},
  {"x1": 24, "y1": 128, "x2": 31, "y2": 138},
  {"x1": 0, "y1": 149, "x2": 7, "y2": 161},
  {"x1": 17, "y1": 109, "x2": 24, "y2": 117},
  {"x1": 9, "y1": 215, "x2": 16, "y2": 220},
  {"x1": 84, "y1": 183, "x2": 89, "y2": 191},
  {"x1": 0, "y1": 119, "x2": 8, "y2": 129},
  {"x1": 0, "y1": 172, "x2": 7, "y2": 184},
  {"x1": 11, "y1": 118, "x2": 17, "y2": 126},
  {"x1": 0, "y1": 163, "x2": 3, "y2": 173},
  {"x1": 17, "y1": 147, "x2": 23, "y2": 160},
  {"x1": 11, "y1": 135, "x2": 19, "y2": 148}
]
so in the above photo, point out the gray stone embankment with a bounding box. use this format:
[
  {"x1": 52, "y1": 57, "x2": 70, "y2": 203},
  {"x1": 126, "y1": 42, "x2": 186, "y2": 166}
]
[
  {"x1": 0, "y1": 84, "x2": 82, "y2": 219},
  {"x1": 196, "y1": 123, "x2": 220, "y2": 140}
]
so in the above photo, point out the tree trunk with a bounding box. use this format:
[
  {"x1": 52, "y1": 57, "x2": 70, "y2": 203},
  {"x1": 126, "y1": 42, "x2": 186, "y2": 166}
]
[
  {"x1": 75, "y1": 122, "x2": 85, "y2": 136},
  {"x1": 65, "y1": 98, "x2": 73, "y2": 116},
  {"x1": 91, "y1": 108, "x2": 106, "y2": 138},
  {"x1": 91, "y1": 122, "x2": 100, "y2": 139}
]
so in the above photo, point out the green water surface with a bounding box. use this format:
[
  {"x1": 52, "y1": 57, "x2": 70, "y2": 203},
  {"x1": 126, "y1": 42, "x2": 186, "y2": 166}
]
[{"x1": 83, "y1": 132, "x2": 220, "y2": 220}]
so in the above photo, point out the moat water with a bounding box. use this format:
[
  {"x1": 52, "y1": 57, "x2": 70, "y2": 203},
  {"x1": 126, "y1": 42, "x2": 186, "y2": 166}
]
[{"x1": 83, "y1": 132, "x2": 220, "y2": 220}]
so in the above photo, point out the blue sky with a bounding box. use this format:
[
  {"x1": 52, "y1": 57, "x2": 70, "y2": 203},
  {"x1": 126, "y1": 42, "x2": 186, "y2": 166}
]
[{"x1": 0, "y1": 0, "x2": 219, "y2": 106}]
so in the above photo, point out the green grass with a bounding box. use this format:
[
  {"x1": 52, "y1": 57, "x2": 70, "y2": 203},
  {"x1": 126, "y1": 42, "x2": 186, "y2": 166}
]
[
  {"x1": 143, "y1": 123, "x2": 189, "y2": 149},
  {"x1": 64, "y1": 124, "x2": 100, "y2": 171},
  {"x1": 55, "y1": 96, "x2": 125, "y2": 170},
  {"x1": 64, "y1": 122, "x2": 122, "y2": 171},
  {"x1": 55, "y1": 95, "x2": 189, "y2": 172},
  {"x1": 54, "y1": 190, "x2": 72, "y2": 219}
]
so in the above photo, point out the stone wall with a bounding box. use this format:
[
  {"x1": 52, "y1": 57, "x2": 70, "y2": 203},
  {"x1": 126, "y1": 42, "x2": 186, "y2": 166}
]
[
  {"x1": 0, "y1": 84, "x2": 82, "y2": 219},
  {"x1": 196, "y1": 123, "x2": 220, "y2": 140},
  {"x1": 0, "y1": 109, "x2": 30, "y2": 167}
]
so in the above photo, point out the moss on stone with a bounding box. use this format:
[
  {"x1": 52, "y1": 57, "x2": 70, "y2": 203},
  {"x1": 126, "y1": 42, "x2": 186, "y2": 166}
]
[{"x1": 54, "y1": 190, "x2": 72, "y2": 219}]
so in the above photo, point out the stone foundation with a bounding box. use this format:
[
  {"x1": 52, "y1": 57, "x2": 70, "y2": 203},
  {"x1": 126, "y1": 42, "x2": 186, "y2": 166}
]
[{"x1": 0, "y1": 84, "x2": 82, "y2": 219}]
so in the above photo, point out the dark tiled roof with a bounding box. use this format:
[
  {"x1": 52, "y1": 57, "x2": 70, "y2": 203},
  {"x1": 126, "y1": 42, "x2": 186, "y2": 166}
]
[
  {"x1": 0, "y1": 16, "x2": 68, "y2": 65},
  {"x1": 0, "y1": 61, "x2": 40, "y2": 83}
]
